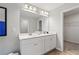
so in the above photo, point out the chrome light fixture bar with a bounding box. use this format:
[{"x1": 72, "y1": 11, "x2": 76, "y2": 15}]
[{"x1": 23, "y1": 4, "x2": 49, "y2": 17}]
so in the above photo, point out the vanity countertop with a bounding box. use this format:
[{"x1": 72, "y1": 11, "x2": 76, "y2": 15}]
[{"x1": 19, "y1": 32, "x2": 56, "y2": 40}]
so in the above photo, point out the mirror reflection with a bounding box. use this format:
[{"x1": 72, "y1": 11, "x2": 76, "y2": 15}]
[{"x1": 20, "y1": 4, "x2": 49, "y2": 35}]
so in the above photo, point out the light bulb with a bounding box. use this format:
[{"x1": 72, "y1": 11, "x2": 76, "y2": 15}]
[
  {"x1": 33, "y1": 7, "x2": 37, "y2": 11},
  {"x1": 29, "y1": 6, "x2": 33, "y2": 10},
  {"x1": 45, "y1": 11, "x2": 48, "y2": 15},
  {"x1": 41, "y1": 11, "x2": 44, "y2": 14},
  {"x1": 24, "y1": 4, "x2": 28, "y2": 9}
]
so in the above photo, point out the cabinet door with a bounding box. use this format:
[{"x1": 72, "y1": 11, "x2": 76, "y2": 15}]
[
  {"x1": 44, "y1": 35, "x2": 56, "y2": 53},
  {"x1": 44, "y1": 36, "x2": 52, "y2": 52},
  {"x1": 50, "y1": 35, "x2": 56, "y2": 50},
  {"x1": 20, "y1": 38, "x2": 43, "y2": 55}
]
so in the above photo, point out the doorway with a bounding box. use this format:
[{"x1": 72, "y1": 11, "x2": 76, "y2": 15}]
[{"x1": 63, "y1": 6, "x2": 79, "y2": 55}]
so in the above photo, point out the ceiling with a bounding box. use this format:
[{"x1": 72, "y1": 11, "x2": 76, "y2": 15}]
[
  {"x1": 31, "y1": 3, "x2": 64, "y2": 11},
  {"x1": 64, "y1": 7, "x2": 79, "y2": 16}
]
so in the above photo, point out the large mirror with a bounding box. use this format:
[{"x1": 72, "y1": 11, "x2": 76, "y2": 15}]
[
  {"x1": 20, "y1": 10, "x2": 46, "y2": 33},
  {"x1": 20, "y1": 4, "x2": 49, "y2": 34}
]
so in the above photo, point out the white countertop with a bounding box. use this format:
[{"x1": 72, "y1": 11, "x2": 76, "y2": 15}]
[{"x1": 19, "y1": 32, "x2": 56, "y2": 40}]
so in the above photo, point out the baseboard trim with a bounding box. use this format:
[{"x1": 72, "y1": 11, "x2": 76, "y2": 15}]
[{"x1": 64, "y1": 40, "x2": 79, "y2": 45}]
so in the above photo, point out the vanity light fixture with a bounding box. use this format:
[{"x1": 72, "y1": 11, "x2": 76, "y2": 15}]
[
  {"x1": 29, "y1": 6, "x2": 33, "y2": 10},
  {"x1": 40, "y1": 10, "x2": 48, "y2": 17},
  {"x1": 24, "y1": 4, "x2": 37, "y2": 13},
  {"x1": 23, "y1": 4, "x2": 48, "y2": 17}
]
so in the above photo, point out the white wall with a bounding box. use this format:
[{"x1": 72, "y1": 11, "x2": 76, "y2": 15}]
[
  {"x1": 48, "y1": 16, "x2": 57, "y2": 33},
  {"x1": 0, "y1": 4, "x2": 20, "y2": 55},
  {"x1": 64, "y1": 12, "x2": 79, "y2": 43},
  {"x1": 43, "y1": 18, "x2": 49, "y2": 32},
  {"x1": 50, "y1": 3, "x2": 79, "y2": 51}
]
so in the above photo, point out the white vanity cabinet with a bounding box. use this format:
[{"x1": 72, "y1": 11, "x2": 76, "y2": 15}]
[
  {"x1": 44, "y1": 36, "x2": 53, "y2": 52},
  {"x1": 44, "y1": 35, "x2": 56, "y2": 53},
  {"x1": 20, "y1": 37, "x2": 44, "y2": 55},
  {"x1": 50, "y1": 35, "x2": 56, "y2": 50},
  {"x1": 19, "y1": 34, "x2": 56, "y2": 55}
]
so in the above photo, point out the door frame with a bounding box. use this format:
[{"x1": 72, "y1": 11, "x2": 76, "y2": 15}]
[{"x1": 61, "y1": 5, "x2": 79, "y2": 50}]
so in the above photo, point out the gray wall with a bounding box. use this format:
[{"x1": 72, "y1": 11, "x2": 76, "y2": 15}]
[
  {"x1": 64, "y1": 12, "x2": 79, "y2": 43},
  {"x1": 0, "y1": 4, "x2": 20, "y2": 55}
]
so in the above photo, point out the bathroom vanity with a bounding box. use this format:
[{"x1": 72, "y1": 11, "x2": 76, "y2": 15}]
[
  {"x1": 19, "y1": 4, "x2": 56, "y2": 55},
  {"x1": 19, "y1": 33, "x2": 56, "y2": 55}
]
